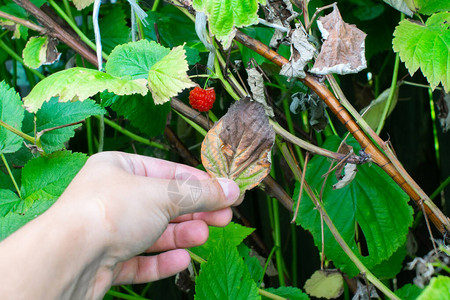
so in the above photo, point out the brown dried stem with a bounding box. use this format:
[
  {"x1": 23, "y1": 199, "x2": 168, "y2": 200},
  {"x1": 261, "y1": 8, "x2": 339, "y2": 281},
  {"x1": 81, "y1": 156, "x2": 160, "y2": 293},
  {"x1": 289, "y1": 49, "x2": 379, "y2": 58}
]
[
  {"x1": 233, "y1": 30, "x2": 450, "y2": 236},
  {"x1": 0, "y1": 10, "x2": 46, "y2": 34}
]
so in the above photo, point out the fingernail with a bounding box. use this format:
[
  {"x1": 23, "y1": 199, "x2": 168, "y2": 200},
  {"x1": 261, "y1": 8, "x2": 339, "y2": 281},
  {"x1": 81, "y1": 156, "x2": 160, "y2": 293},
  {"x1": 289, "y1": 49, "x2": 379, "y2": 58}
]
[{"x1": 217, "y1": 178, "x2": 240, "y2": 203}]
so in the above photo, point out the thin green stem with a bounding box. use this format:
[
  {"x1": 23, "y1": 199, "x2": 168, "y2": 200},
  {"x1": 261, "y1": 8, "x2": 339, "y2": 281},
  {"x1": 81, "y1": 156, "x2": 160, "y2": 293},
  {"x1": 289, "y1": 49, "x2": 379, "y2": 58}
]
[
  {"x1": 272, "y1": 197, "x2": 285, "y2": 286},
  {"x1": 213, "y1": 54, "x2": 240, "y2": 101},
  {"x1": 151, "y1": 0, "x2": 160, "y2": 11},
  {"x1": 403, "y1": 81, "x2": 443, "y2": 90},
  {"x1": 48, "y1": 0, "x2": 109, "y2": 60},
  {"x1": 97, "y1": 115, "x2": 105, "y2": 152},
  {"x1": 0, "y1": 120, "x2": 35, "y2": 144},
  {"x1": 174, "y1": 111, "x2": 208, "y2": 136},
  {"x1": 120, "y1": 285, "x2": 140, "y2": 297},
  {"x1": 282, "y1": 98, "x2": 304, "y2": 165},
  {"x1": 62, "y1": 0, "x2": 74, "y2": 22},
  {"x1": 0, "y1": 39, "x2": 45, "y2": 80},
  {"x1": 96, "y1": 116, "x2": 169, "y2": 150},
  {"x1": 428, "y1": 88, "x2": 440, "y2": 168},
  {"x1": 105, "y1": 290, "x2": 149, "y2": 300},
  {"x1": 1, "y1": 154, "x2": 22, "y2": 199},
  {"x1": 260, "y1": 246, "x2": 276, "y2": 285},
  {"x1": 376, "y1": 13, "x2": 403, "y2": 135},
  {"x1": 430, "y1": 176, "x2": 450, "y2": 200},
  {"x1": 86, "y1": 117, "x2": 94, "y2": 156},
  {"x1": 291, "y1": 222, "x2": 298, "y2": 286}
]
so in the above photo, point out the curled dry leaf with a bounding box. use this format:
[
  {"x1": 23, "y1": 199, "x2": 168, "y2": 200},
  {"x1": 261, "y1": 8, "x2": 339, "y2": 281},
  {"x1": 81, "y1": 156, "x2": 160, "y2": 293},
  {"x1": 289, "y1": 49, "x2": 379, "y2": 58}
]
[
  {"x1": 263, "y1": 0, "x2": 299, "y2": 47},
  {"x1": 311, "y1": 6, "x2": 367, "y2": 75},
  {"x1": 201, "y1": 98, "x2": 275, "y2": 195},
  {"x1": 246, "y1": 67, "x2": 274, "y2": 117},
  {"x1": 280, "y1": 24, "x2": 316, "y2": 79}
]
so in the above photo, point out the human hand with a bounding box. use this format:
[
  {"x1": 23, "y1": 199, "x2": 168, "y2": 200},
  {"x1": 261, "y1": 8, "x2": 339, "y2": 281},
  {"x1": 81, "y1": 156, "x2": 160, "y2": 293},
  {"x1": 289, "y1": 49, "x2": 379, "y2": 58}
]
[{"x1": 0, "y1": 152, "x2": 240, "y2": 300}]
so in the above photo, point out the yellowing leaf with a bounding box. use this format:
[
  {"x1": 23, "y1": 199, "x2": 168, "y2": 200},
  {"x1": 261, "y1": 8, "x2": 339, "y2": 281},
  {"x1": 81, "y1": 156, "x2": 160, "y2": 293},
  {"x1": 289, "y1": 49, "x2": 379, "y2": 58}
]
[
  {"x1": 23, "y1": 36, "x2": 60, "y2": 69},
  {"x1": 311, "y1": 6, "x2": 367, "y2": 75},
  {"x1": 201, "y1": 98, "x2": 275, "y2": 195},
  {"x1": 71, "y1": 0, "x2": 94, "y2": 10},
  {"x1": 147, "y1": 45, "x2": 195, "y2": 104},
  {"x1": 23, "y1": 67, "x2": 148, "y2": 113},
  {"x1": 304, "y1": 270, "x2": 344, "y2": 299}
]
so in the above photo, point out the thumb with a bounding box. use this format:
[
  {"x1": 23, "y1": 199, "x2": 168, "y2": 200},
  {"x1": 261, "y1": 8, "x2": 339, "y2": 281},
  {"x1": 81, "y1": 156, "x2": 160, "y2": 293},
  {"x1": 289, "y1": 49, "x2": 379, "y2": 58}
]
[{"x1": 166, "y1": 176, "x2": 240, "y2": 218}]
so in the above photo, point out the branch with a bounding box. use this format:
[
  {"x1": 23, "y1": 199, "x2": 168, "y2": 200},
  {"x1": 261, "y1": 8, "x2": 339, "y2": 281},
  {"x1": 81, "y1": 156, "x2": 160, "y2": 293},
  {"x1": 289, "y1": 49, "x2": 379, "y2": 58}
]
[
  {"x1": 0, "y1": 10, "x2": 46, "y2": 34},
  {"x1": 233, "y1": 30, "x2": 450, "y2": 236}
]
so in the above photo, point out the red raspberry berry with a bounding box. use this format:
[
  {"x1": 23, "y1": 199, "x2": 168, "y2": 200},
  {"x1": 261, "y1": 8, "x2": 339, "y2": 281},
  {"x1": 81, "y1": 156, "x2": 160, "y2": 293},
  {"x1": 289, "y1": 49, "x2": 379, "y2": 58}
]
[{"x1": 189, "y1": 86, "x2": 216, "y2": 112}]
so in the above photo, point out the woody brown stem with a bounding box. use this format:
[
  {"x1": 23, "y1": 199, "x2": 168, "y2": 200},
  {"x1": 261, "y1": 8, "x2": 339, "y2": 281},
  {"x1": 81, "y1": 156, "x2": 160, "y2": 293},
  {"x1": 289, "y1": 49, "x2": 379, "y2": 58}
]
[{"x1": 233, "y1": 30, "x2": 450, "y2": 236}]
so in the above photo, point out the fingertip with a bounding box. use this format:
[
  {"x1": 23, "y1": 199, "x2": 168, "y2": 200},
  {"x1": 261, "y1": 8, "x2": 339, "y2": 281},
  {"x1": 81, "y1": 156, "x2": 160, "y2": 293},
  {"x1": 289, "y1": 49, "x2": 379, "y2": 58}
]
[{"x1": 217, "y1": 178, "x2": 241, "y2": 205}]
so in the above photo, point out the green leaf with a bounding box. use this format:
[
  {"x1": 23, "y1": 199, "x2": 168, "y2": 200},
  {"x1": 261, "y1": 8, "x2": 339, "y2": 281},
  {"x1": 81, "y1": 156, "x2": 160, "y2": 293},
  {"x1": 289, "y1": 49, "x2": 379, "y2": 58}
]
[
  {"x1": 98, "y1": 6, "x2": 129, "y2": 54},
  {"x1": 190, "y1": 222, "x2": 254, "y2": 259},
  {"x1": 395, "y1": 283, "x2": 424, "y2": 300},
  {"x1": 0, "y1": 151, "x2": 87, "y2": 240},
  {"x1": 23, "y1": 67, "x2": 148, "y2": 113},
  {"x1": 413, "y1": 0, "x2": 450, "y2": 15},
  {"x1": 22, "y1": 98, "x2": 106, "y2": 153},
  {"x1": 193, "y1": 0, "x2": 266, "y2": 48},
  {"x1": 0, "y1": 189, "x2": 21, "y2": 217},
  {"x1": 110, "y1": 94, "x2": 170, "y2": 137},
  {"x1": 0, "y1": 81, "x2": 25, "y2": 154},
  {"x1": 417, "y1": 276, "x2": 450, "y2": 300},
  {"x1": 393, "y1": 13, "x2": 450, "y2": 92},
  {"x1": 106, "y1": 40, "x2": 170, "y2": 80},
  {"x1": 147, "y1": 45, "x2": 195, "y2": 104},
  {"x1": 381, "y1": 0, "x2": 413, "y2": 16},
  {"x1": 22, "y1": 36, "x2": 47, "y2": 69},
  {"x1": 0, "y1": 200, "x2": 53, "y2": 241},
  {"x1": 237, "y1": 244, "x2": 264, "y2": 283},
  {"x1": 22, "y1": 151, "x2": 87, "y2": 200},
  {"x1": 361, "y1": 87, "x2": 399, "y2": 131},
  {"x1": 369, "y1": 243, "x2": 406, "y2": 278},
  {"x1": 296, "y1": 136, "x2": 413, "y2": 277},
  {"x1": 194, "y1": 239, "x2": 260, "y2": 300},
  {"x1": 262, "y1": 287, "x2": 309, "y2": 300},
  {"x1": 144, "y1": 6, "x2": 206, "y2": 51}
]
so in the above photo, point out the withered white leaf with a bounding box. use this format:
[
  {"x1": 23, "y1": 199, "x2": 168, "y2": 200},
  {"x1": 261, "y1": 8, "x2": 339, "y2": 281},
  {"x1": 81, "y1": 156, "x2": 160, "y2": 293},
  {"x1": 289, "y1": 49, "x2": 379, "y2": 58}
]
[
  {"x1": 280, "y1": 24, "x2": 316, "y2": 79},
  {"x1": 311, "y1": 6, "x2": 367, "y2": 76},
  {"x1": 333, "y1": 163, "x2": 357, "y2": 190},
  {"x1": 263, "y1": 0, "x2": 299, "y2": 47},
  {"x1": 246, "y1": 67, "x2": 274, "y2": 117},
  {"x1": 201, "y1": 98, "x2": 275, "y2": 195}
]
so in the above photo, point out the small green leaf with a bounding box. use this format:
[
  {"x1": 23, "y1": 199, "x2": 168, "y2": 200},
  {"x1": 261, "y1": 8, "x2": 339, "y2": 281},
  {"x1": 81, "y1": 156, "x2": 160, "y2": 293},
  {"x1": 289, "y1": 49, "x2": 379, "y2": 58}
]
[
  {"x1": 0, "y1": 189, "x2": 21, "y2": 217},
  {"x1": 105, "y1": 40, "x2": 170, "y2": 79},
  {"x1": 22, "y1": 151, "x2": 87, "y2": 200},
  {"x1": 296, "y1": 136, "x2": 413, "y2": 277},
  {"x1": 304, "y1": 270, "x2": 344, "y2": 299},
  {"x1": 417, "y1": 276, "x2": 450, "y2": 300},
  {"x1": 0, "y1": 81, "x2": 25, "y2": 154},
  {"x1": 147, "y1": 45, "x2": 195, "y2": 104},
  {"x1": 195, "y1": 239, "x2": 260, "y2": 300},
  {"x1": 381, "y1": 0, "x2": 413, "y2": 16},
  {"x1": 190, "y1": 222, "x2": 254, "y2": 259},
  {"x1": 393, "y1": 13, "x2": 450, "y2": 92},
  {"x1": 106, "y1": 40, "x2": 170, "y2": 80},
  {"x1": 237, "y1": 244, "x2": 264, "y2": 283},
  {"x1": 0, "y1": 200, "x2": 53, "y2": 241},
  {"x1": 413, "y1": 0, "x2": 450, "y2": 15},
  {"x1": 23, "y1": 36, "x2": 47, "y2": 69},
  {"x1": 98, "y1": 6, "x2": 129, "y2": 54},
  {"x1": 262, "y1": 287, "x2": 309, "y2": 300},
  {"x1": 361, "y1": 87, "x2": 399, "y2": 131},
  {"x1": 0, "y1": 151, "x2": 87, "y2": 240},
  {"x1": 22, "y1": 98, "x2": 106, "y2": 153},
  {"x1": 110, "y1": 94, "x2": 170, "y2": 137},
  {"x1": 395, "y1": 283, "x2": 424, "y2": 300},
  {"x1": 23, "y1": 67, "x2": 148, "y2": 113},
  {"x1": 193, "y1": 0, "x2": 266, "y2": 48}
]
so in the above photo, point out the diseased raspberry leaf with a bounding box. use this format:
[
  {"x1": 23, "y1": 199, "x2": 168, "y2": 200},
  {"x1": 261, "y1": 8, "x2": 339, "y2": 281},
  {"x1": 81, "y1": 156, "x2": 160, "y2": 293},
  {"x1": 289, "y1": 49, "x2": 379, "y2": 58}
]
[{"x1": 201, "y1": 98, "x2": 275, "y2": 195}]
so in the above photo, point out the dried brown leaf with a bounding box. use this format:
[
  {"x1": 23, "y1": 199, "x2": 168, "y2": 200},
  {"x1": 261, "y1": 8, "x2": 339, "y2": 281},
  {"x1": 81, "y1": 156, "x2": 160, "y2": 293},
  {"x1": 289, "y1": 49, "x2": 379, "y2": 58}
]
[
  {"x1": 311, "y1": 6, "x2": 367, "y2": 75},
  {"x1": 246, "y1": 67, "x2": 274, "y2": 117},
  {"x1": 201, "y1": 98, "x2": 275, "y2": 195},
  {"x1": 280, "y1": 25, "x2": 316, "y2": 79},
  {"x1": 263, "y1": 0, "x2": 299, "y2": 47}
]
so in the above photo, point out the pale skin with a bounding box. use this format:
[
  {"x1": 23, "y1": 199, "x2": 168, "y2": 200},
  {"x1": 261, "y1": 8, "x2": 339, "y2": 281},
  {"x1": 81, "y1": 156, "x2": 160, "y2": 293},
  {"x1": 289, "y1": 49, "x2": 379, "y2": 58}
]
[{"x1": 0, "y1": 152, "x2": 241, "y2": 300}]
